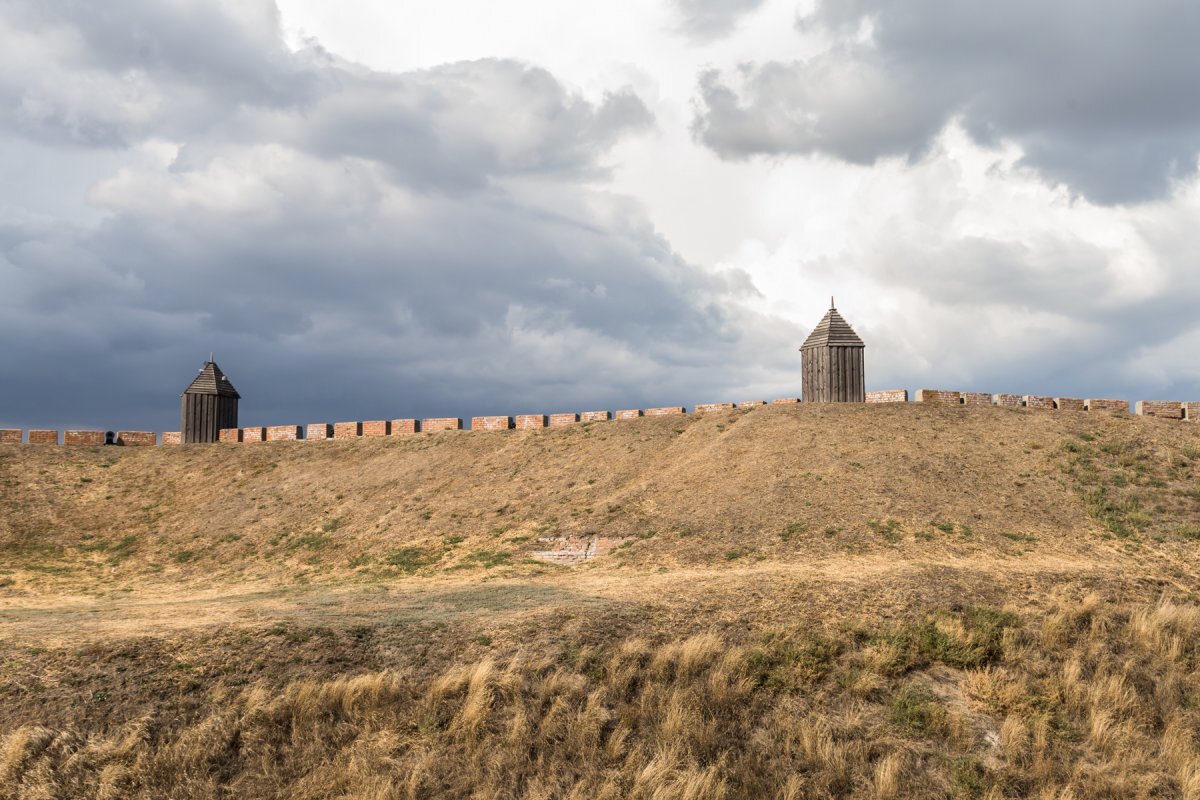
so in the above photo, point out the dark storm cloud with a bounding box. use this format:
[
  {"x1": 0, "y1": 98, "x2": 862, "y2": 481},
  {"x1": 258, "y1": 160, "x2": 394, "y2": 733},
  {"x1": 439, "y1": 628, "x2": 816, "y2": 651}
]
[
  {"x1": 0, "y1": 0, "x2": 798, "y2": 431},
  {"x1": 671, "y1": 0, "x2": 766, "y2": 42},
  {"x1": 692, "y1": 0, "x2": 1200, "y2": 203}
]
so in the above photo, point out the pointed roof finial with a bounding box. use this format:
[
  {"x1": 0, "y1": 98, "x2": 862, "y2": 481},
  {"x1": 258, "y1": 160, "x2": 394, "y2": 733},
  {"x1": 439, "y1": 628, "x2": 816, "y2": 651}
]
[
  {"x1": 209, "y1": 352, "x2": 213, "y2": 364},
  {"x1": 831, "y1": 295, "x2": 835, "y2": 309}
]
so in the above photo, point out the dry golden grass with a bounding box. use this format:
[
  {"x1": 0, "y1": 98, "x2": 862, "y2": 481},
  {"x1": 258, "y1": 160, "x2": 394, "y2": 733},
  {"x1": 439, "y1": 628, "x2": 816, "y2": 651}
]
[{"x1": 1, "y1": 404, "x2": 1199, "y2": 797}]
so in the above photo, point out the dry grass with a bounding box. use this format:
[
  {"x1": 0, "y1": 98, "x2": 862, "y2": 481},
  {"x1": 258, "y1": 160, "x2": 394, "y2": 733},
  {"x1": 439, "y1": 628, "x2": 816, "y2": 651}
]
[
  {"x1": 1, "y1": 404, "x2": 1199, "y2": 797},
  {"x1": 1, "y1": 596, "x2": 1198, "y2": 799}
]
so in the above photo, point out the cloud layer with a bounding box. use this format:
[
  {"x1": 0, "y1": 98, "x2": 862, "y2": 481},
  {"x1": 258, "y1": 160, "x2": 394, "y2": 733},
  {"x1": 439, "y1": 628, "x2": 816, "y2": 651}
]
[{"x1": 693, "y1": 0, "x2": 1200, "y2": 204}]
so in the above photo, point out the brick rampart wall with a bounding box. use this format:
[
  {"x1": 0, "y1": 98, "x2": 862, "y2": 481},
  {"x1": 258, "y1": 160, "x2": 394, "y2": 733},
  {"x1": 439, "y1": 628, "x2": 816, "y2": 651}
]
[
  {"x1": 334, "y1": 422, "x2": 362, "y2": 439},
  {"x1": 423, "y1": 418, "x2": 462, "y2": 432},
  {"x1": 1136, "y1": 401, "x2": 1183, "y2": 419},
  {"x1": 20, "y1": 385, "x2": 1198, "y2": 450},
  {"x1": 472, "y1": 416, "x2": 513, "y2": 431},
  {"x1": 64, "y1": 430, "x2": 105, "y2": 446},
  {"x1": 118, "y1": 431, "x2": 156, "y2": 446},
  {"x1": 916, "y1": 390, "x2": 962, "y2": 405},
  {"x1": 267, "y1": 426, "x2": 301, "y2": 441},
  {"x1": 362, "y1": 420, "x2": 390, "y2": 437}
]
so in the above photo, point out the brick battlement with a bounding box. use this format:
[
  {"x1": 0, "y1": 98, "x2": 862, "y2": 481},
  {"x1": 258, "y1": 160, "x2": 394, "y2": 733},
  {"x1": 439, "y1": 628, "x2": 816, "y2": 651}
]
[{"x1": 16, "y1": 386, "x2": 1200, "y2": 450}]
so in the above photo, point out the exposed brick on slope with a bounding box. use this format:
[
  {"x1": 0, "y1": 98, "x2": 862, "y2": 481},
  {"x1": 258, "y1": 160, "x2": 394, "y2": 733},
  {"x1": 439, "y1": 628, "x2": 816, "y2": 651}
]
[
  {"x1": 28, "y1": 430, "x2": 58, "y2": 445},
  {"x1": 1024, "y1": 396, "x2": 1055, "y2": 410},
  {"x1": 64, "y1": 430, "x2": 105, "y2": 446},
  {"x1": 549, "y1": 414, "x2": 579, "y2": 427},
  {"x1": 580, "y1": 411, "x2": 611, "y2": 422},
  {"x1": 866, "y1": 390, "x2": 907, "y2": 403},
  {"x1": 992, "y1": 394, "x2": 1024, "y2": 407},
  {"x1": 423, "y1": 418, "x2": 462, "y2": 432},
  {"x1": 615, "y1": 410, "x2": 642, "y2": 420},
  {"x1": 916, "y1": 390, "x2": 962, "y2": 405},
  {"x1": 694, "y1": 403, "x2": 735, "y2": 413},
  {"x1": 0, "y1": 429, "x2": 22, "y2": 444},
  {"x1": 362, "y1": 421, "x2": 390, "y2": 437},
  {"x1": 516, "y1": 415, "x2": 547, "y2": 430},
  {"x1": 1086, "y1": 399, "x2": 1130, "y2": 413},
  {"x1": 391, "y1": 420, "x2": 420, "y2": 435},
  {"x1": 118, "y1": 431, "x2": 156, "y2": 446},
  {"x1": 472, "y1": 416, "x2": 513, "y2": 431},
  {"x1": 161, "y1": 432, "x2": 181, "y2": 445},
  {"x1": 220, "y1": 429, "x2": 242, "y2": 443},
  {"x1": 645, "y1": 407, "x2": 685, "y2": 416},
  {"x1": 307, "y1": 424, "x2": 333, "y2": 441},
  {"x1": 242, "y1": 427, "x2": 266, "y2": 442},
  {"x1": 267, "y1": 426, "x2": 301, "y2": 442},
  {"x1": 962, "y1": 393, "x2": 992, "y2": 406},
  {"x1": 333, "y1": 422, "x2": 361, "y2": 439}
]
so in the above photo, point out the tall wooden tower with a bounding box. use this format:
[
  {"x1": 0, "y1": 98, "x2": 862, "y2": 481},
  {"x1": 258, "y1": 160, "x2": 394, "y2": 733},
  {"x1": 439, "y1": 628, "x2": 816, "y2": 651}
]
[
  {"x1": 801, "y1": 301, "x2": 865, "y2": 403},
  {"x1": 181, "y1": 360, "x2": 240, "y2": 443}
]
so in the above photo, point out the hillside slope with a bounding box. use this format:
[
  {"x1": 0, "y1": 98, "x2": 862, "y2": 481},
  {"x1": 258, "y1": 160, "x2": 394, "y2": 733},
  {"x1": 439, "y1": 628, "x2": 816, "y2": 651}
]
[{"x1": 1, "y1": 403, "x2": 1199, "y2": 798}]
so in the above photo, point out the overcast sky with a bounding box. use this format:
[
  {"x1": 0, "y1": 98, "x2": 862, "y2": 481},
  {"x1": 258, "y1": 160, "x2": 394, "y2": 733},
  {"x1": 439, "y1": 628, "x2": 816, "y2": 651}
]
[{"x1": 2, "y1": 0, "x2": 1198, "y2": 431}]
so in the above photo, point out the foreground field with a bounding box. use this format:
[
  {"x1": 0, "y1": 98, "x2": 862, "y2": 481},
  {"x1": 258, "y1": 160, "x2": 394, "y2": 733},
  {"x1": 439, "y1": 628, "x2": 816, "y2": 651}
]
[{"x1": 2, "y1": 403, "x2": 1199, "y2": 798}]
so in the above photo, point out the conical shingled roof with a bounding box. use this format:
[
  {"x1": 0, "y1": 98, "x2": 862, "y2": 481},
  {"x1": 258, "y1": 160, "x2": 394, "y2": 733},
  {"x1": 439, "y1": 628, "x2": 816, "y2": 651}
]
[
  {"x1": 182, "y1": 361, "x2": 240, "y2": 398},
  {"x1": 800, "y1": 307, "x2": 864, "y2": 350}
]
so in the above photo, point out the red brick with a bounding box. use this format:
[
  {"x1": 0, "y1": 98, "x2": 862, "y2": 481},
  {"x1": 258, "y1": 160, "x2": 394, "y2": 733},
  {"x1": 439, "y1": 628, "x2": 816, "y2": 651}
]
[
  {"x1": 737, "y1": 400, "x2": 766, "y2": 409},
  {"x1": 306, "y1": 424, "x2": 332, "y2": 440},
  {"x1": 118, "y1": 431, "x2": 156, "y2": 446},
  {"x1": 916, "y1": 390, "x2": 962, "y2": 405},
  {"x1": 161, "y1": 432, "x2": 182, "y2": 445},
  {"x1": 1054, "y1": 397, "x2": 1086, "y2": 412},
  {"x1": 423, "y1": 417, "x2": 463, "y2": 432},
  {"x1": 1136, "y1": 401, "x2": 1183, "y2": 419},
  {"x1": 362, "y1": 420, "x2": 390, "y2": 437},
  {"x1": 391, "y1": 419, "x2": 420, "y2": 435},
  {"x1": 992, "y1": 394, "x2": 1023, "y2": 407},
  {"x1": 1086, "y1": 399, "x2": 1130, "y2": 413},
  {"x1": 645, "y1": 407, "x2": 685, "y2": 416},
  {"x1": 219, "y1": 428, "x2": 242, "y2": 443},
  {"x1": 242, "y1": 427, "x2": 266, "y2": 442},
  {"x1": 267, "y1": 426, "x2": 301, "y2": 441},
  {"x1": 962, "y1": 392, "x2": 992, "y2": 406},
  {"x1": 1024, "y1": 396, "x2": 1055, "y2": 410},
  {"x1": 1185, "y1": 402, "x2": 1199, "y2": 421},
  {"x1": 694, "y1": 403, "x2": 734, "y2": 413},
  {"x1": 28, "y1": 430, "x2": 58, "y2": 445},
  {"x1": 472, "y1": 416, "x2": 513, "y2": 431},
  {"x1": 771, "y1": 398, "x2": 801, "y2": 404},
  {"x1": 866, "y1": 390, "x2": 908, "y2": 403},
  {"x1": 515, "y1": 414, "x2": 547, "y2": 430},
  {"x1": 580, "y1": 411, "x2": 611, "y2": 422},
  {"x1": 333, "y1": 422, "x2": 362, "y2": 439},
  {"x1": 0, "y1": 429, "x2": 21, "y2": 445},
  {"x1": 549, "y1": 413, "x2": 579, "y2": 427},
  {"x1": 64, "y1": 430, "x2": 105, "y2": 446}
]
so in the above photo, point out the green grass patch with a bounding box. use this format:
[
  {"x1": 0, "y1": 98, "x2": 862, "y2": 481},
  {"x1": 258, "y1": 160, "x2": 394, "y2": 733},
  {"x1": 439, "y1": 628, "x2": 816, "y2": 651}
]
[{"x1": 384, "y1": 547, "x2": 441, "y2": 573}]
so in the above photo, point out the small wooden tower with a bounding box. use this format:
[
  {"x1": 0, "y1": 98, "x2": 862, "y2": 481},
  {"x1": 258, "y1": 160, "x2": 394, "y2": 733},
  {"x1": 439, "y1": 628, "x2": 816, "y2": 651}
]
[
  {"x1": 801, "y1": 300, "x2": 865, "y2": 403},
  {"x1": 181, "y1": 360, "x2": 240, "y2": 443}
]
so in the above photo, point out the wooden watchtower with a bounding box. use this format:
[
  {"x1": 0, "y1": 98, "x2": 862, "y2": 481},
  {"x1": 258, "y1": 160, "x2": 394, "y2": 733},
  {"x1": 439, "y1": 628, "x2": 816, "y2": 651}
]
[
  {"x1": 181, "y1": 360, "x2": 240, "y2": 443},
  {"x1": 801, "y1": 301, "x2": 865, "y2": 403}
]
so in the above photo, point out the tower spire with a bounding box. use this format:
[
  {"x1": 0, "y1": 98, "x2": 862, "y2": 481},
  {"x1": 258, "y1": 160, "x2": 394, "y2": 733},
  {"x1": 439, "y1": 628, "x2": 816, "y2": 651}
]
[{"x1": 831, "y1": 295, "x2": 835, "y2": 309}]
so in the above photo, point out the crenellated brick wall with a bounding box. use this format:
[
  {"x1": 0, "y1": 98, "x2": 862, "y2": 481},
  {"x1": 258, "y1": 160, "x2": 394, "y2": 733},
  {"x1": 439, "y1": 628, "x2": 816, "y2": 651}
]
[
  {"x1": 423, "y1": 418, "x2": 462, "y2": 432},
  {"x1": 267, "y1": 425, "x2": 301, "y2": 441},
  {"x1": 307, "y1": 424, "x2": 332, "y2": 441},
  {"x1": 695, "y1": 403, "x2": 735, "y2": 413},
  {"x1": 65, "y1": 430, "x2": 105, "y2": 446},
  {"x1": 334, "y1": 422, "x2": 362, "y2": 439},
  {"x1": 392, "y1": 419, "x2": 420, "y2": 435},
  {"x1": 472, "y1": 416, "x2": 513, "y2": 431},
  {"x1": 916, "y1": 390, "x2": 962, "y2": 405},
  {"x1": 362, "y1": 420, "x2": 390, "y2": 437},
  {"x1": 18, "y1": 384, "x2": 1200, "y2": 451},
  {"x1": 118, "y1": 431, "x2": 156, "y2": 446},
  {"x1": 1136, "y1": 401, "x2": 1183, "y2": 419}
]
